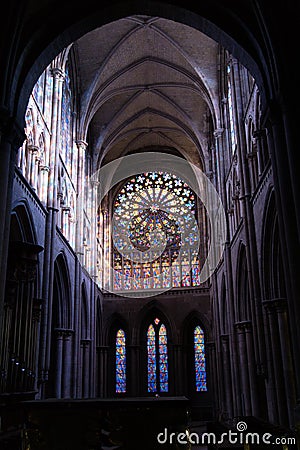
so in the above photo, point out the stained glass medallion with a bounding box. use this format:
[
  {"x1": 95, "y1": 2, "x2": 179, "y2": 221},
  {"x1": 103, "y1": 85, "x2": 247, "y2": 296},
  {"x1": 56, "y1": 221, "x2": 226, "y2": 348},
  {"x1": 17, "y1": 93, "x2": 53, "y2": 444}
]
[{"x1": 112, "y1": 171, "x2": 201, "y2": 291}]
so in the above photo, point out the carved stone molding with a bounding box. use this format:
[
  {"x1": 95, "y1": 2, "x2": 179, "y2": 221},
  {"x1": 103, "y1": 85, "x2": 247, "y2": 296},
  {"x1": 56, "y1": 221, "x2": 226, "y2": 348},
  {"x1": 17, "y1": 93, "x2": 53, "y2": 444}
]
[
  {"x1": 234, "y1": 320, "x2": 252, "y2": 332},
  {"x1": 262, "y1": 297, "x2": 287, "y2": 313}
]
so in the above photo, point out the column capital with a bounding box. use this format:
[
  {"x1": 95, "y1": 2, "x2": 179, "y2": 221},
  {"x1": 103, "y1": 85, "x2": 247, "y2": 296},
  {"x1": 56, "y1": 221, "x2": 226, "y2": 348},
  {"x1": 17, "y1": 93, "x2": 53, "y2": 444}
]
[
  {"x1": 80, "y1": 338, "x2": 92, "y2": 347},
  {"x1": 40, "y1": 164, "x2": 50, "y2": 172},
  {"x1": 27, "y1": 144, "x2": 39, "y2": 153},
  {"x1": 214, "y1": 128, "x2": 224, "y2": 139},
  {"x1": 220, "y1": 334, "x2": 230, "y2": 341},
  {"x1": 50, "y1": 67, "x2": 65, "y2": 80},
  {"x1": 234, "y1": 320, "x2": 252, "y2": 332},
  {"x1": 76, "y1": 139, "x2": 88, "y2": 150},
  {"x1": 262, "y1": 297, "x2": 287, "y2": 312},
  {"x1": 54, "y1": 328, "x2": 74, "y2": 338}
]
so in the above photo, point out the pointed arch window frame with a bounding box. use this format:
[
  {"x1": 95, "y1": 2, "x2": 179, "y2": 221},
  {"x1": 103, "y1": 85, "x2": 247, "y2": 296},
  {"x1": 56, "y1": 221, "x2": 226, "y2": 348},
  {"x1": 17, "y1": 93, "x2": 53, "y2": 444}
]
[
  {"x1": 147, "y1": 317, "x2": 169, "y2": 394},
  {"x1": 194, "y1": 325, "x2": 207, "y2": 392},
  {"x1": 115, "y1": 328, "x2": 127, "y2": 394}
]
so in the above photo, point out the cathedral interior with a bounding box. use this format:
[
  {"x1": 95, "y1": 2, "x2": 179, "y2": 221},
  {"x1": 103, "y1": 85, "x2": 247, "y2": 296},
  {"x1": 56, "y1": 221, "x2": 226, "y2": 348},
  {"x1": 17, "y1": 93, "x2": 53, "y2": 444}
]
[{"x1": 0, "y1": 1, "x2": 299, "y2": 449}]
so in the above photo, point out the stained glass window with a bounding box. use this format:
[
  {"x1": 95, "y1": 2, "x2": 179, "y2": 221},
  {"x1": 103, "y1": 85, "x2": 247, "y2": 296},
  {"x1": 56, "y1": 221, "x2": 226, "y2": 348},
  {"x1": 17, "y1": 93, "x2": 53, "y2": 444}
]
[
  {"x1": 194, "y1": 325, "x2": 207, "y2": 392},
  {"x1": 147, "y1": 319, "x2": 168, "y2": 393},
  {"x1": 227, "y1": 64, "x2": 237, "y2": 153},
  {"x1": 60, "y1": 66, "x2": 72, "y2": 169},
  {"x1": 113, "y1": 171, "x2": 201, "y2": 291},
  {"x1": 116, "y1": 329, "x2": 126, "y2": 393}
]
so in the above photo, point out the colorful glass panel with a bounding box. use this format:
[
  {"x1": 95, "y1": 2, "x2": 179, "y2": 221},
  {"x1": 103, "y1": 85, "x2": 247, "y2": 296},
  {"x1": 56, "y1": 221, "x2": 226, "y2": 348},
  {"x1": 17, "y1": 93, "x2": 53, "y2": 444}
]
[
  {"x1": 194, "y1": 326, "x2": 207, "y2": 392},
  {"x1": 159, "y1": 324, "x2": 168, "y2": 392},
  {"x1": 147, "y1": 324, "x2": 156, "y2": 392},
  {"x1": 116, "y1": 329, "x2": 126, "y2": 393},
  {"x1": 113, "y1": 171, "x2": 200, "y2": 291},
  {"x1": 147, "y1": 320, "x2": 168, "y2": 393}
]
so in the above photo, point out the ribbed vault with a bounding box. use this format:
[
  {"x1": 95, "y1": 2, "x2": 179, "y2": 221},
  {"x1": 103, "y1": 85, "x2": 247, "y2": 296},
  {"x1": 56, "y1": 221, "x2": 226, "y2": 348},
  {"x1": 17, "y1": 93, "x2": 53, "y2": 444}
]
[{"x1": 74, "y1": 15, "x2": 221, "y2": 170}]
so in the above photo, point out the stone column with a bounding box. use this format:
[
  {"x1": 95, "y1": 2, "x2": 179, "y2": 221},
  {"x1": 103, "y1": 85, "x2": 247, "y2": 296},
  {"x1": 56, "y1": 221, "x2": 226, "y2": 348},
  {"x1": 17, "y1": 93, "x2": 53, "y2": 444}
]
[
  {"x1": 172, "y1": 343, "x2": 183, "y2": 395},
  {"x1": 75, "y1": 140, "x2": 88, "y2": 264},
  {"x1": 128, "y1": 344, "x2": 139, "y2": 396},
  {"x1": 32, "y1": 298, "x2": 43, "y2": 392},
  {"x1": 275, "y1": 299, "x2": 296, "y2": 428},
  {"x1": 263, "y1": 300, "x2": 287, "y2": 425},
  {"x1": 265, "y1": 104, "x2": 300, "y2": 414},
  {"x1": 220, "y1": 335, "x2": 233, "y2": 418},
  {"x1": 244, "y1": 321, "x2": 260, "y2": 416},
  {"x1": 264, "y1": 298, "x2": 296, "y2": 428},
  {"x1": 253, "y1": 129, "x2": 266, "y2": 176},
  {"x1": 39, "y1": 165, "x2": 50, "y2": 205},
  {"x1": 62, "y1": 330, "x2": 73, "y2": 398},
  {"x1": 234, "y1": 322, "x2": 251, "y2": 416},
  {"x1": 54, "y1": 329, "x2": 64, "y2": 398},
  {"x1": 80, "y1": 338, "x2": 91, "y2": 398},
  {"x1": 0, "y1": 113, "x2": 25, "y2": 336},
  {"x1": 98, "y1": 345, "x2": 109, "y2": 398},
  {"x1": 231, "y1": 62, "x2": 266, "y2": 409},
  {"x1": 39, "y1": 67, "x2": 65, "y2": 398},
  {"x1": 102, "y1": 208, "x2": 111, "y2": 290},
  {"x1": 206, "y1": 342, "x2": 217, "y2": 414}
]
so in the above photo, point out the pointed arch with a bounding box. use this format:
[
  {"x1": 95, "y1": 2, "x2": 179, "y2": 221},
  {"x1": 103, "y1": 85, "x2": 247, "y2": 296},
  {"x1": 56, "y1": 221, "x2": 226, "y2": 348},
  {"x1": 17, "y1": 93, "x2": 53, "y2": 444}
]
[
  {"x1": 80, "y1": 280, "x2": 90, "y2": 340},
  {"x1": 10, "y1": 200, "x2": 37, "y2": 244},
  {"x1": 146, "y1": 317, "x2": 169, "y2": 393},
  {"x1": 220, "y1": 274, "x2": 229, "y2": 334},
  {"x1": 236, "y1": 243, "x2": 251, "y2": 322},
  {"x1": 106, "y1": 313, "x2": 129, "y2": 396},
  {"x1": 181, "y1": 311, "x2": 210, "y2": 397},
  {"x1": 262, "y1": 189, "x2": 286, "y2": 300},
  {"x1": 53, "y1": 252, "x2": 72, "y2": 330}
]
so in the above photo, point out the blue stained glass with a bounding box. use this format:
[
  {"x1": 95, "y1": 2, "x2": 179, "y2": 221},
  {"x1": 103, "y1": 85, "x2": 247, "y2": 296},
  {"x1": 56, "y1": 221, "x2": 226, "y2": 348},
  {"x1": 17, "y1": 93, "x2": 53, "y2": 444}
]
[
  {"x1": 147, "y1": 320, "x2": 168, "y2": 393},
  {"x1": 116, "y1": 329, "x2": 126, "y2": 393},
  {"x1": 194, "y1": 326, "x2": 207, "y2": 392},
  {"x1": 147, "y1": 324, "x2": 157, "y2": 392}
]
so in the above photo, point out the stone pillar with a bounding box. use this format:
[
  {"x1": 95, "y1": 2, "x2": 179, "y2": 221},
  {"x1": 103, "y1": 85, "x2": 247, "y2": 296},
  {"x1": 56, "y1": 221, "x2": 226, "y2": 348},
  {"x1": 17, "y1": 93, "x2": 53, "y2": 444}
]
[
  {"x1": 234, "y1": 322, "x2": 251, "y2": 416},
  {"x1": 80, "y1": 339, "x2": 91, "y2": 398},
  {"x1": 263, "y1": 300, "x2": 288, "y2": 425},
  {"x1": 172, "y1": 344, "x2": 183, "y2": 395},
  {"x1": 39, "y1": 67, "x2": 65, "y2": 398},
  {"x1": 98, "y1": 345, "x2": 109, "y2": 398},
  {"x1": 28, "y1": 145, "x2": 39, "y2": 189},
  {"x1": 220, "y1": 335, "x2": 233, "y2": 418},
  {"x1": 244, "y1": 321, "x2": 260, "y2": 417},
  {"x1": 62, "y1": 330, "x2": 73, "y2": 398},
  {"x1": 75, "y1": 140, "x2": 88, "y2": 264},
  {"x1": 54, "y1": 329, "x2": 64, "y2": 398},
  {"x1": 263, "y1": 298, "x2": 296, "y2": 428},
  {"x1": 102, "y1": 208, "x2": 111, "y2": 290},
  {"x1": 0, "y1": 113, "x2": 25, "y2": 336},
  {"x1": 128, "y1": 344, "x2": 140, "y2": 396},
  {"x1": 231, "y1": 59, "x2": 265, "y2": 393},
  {"x1": 253, "y1": 129, "x2": 267, "y2": 176},
  {"x1": 275, "y1": 299, "x2": 296, "y2": 428},
  {"x1": 206, "y1": 342, "x2": 217, "y2": 414},
  {"x1": 39, "y1": 165, "x2": 50, "y2": 205},
  {"x1": 265, "y1": 104, "x2": 300, "y2": 418}
]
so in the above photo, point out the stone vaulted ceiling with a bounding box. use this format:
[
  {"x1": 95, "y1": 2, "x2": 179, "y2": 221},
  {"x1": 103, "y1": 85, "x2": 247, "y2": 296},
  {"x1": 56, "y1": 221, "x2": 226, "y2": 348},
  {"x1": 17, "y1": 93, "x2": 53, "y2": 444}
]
[{"x1": 74, "y1": 15, "x2": 220, "y2": 171}]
